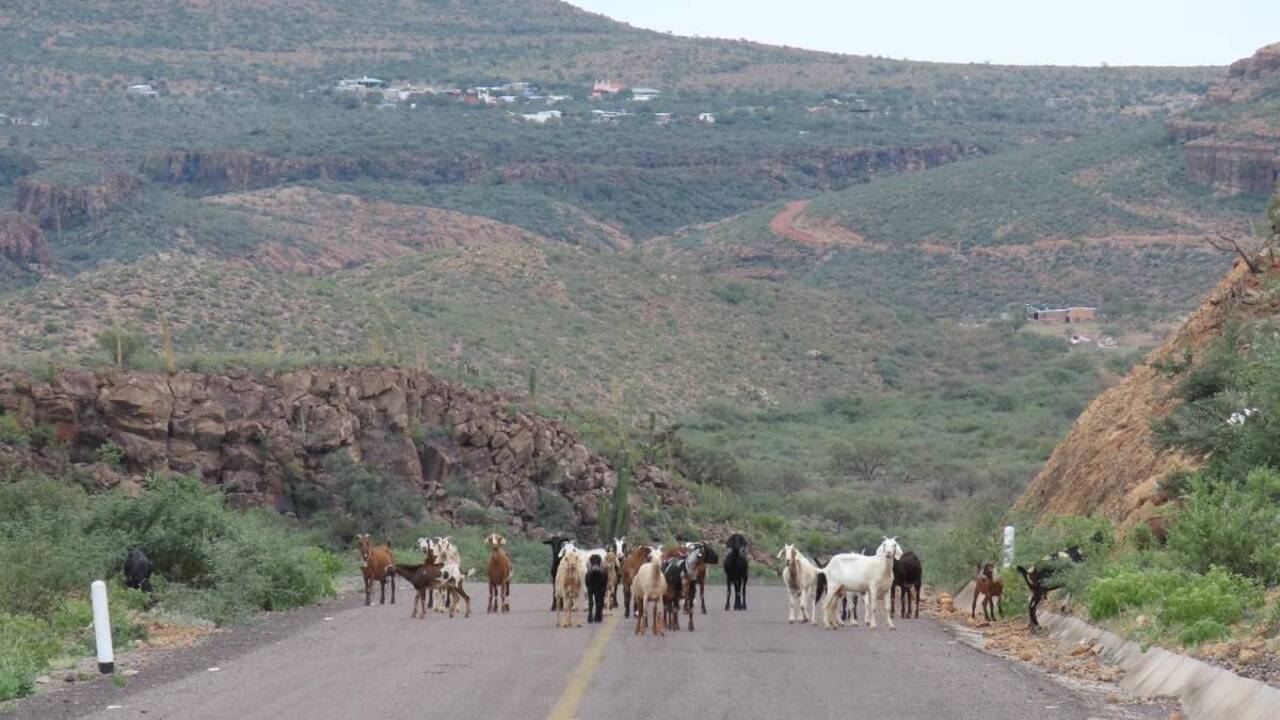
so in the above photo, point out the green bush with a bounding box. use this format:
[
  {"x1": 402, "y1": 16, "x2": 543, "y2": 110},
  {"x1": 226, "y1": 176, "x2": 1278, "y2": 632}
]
[
  {"x1": 94, "y1": 441, "x2": 126, "y2": 468},
  {"x1": 90, "y1": 476, "x2": 231, "y2": 584},
  {"x1": 326, "y1": 454, "x2": 422, "y2": 539},
  {"x1": 0, "y1": 470, "x2": 346, "y2": 689},
  {"x1": 1168, "y1": 468, "x2": 1280, "y2": 584},
  {"x1": 0, "y1": 612, "x2": 60, "y2": 701},
  {"x1": 95, "y1": 328, "x2": 150, "y2": 368},
  {"x1": 0, "y1": 414, "x2": 28, "y2": 448},
  {"x1": 1086, "y1": 565, "x2": 1262, "y2": 646}
]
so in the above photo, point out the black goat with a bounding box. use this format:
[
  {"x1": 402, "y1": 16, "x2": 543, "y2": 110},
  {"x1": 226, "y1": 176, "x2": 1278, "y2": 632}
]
[
  {"x1": 891, "y1": 551, "x2": 923, "y2": 619},
  {"x1": 1016, "y1": 546, "x2": 1084, "y2": 628},
  {"x1": 543, "y1": 535, "x2": 572, "y2": 612},
  {"x1": 124, "y1": 549, "x2": 154, "y2": 593},
  {"x1": 723, "y1": 533, "x2": 750, "y2": 611},
  {"x1": 585, "y1": 555, "x2": 607, "y2": 624}
]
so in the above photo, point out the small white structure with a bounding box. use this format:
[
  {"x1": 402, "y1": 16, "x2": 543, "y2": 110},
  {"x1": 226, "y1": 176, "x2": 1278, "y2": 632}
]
[
  {"x1": 521, "y1": 110, "x2": 562, "y2": 124},
  {"x1": 654, "y1": 112, "x2": 673, "y2": 125},
  {"x1": 631, "y1": 87, "x2": 660, "y2": 102},
  {"x1": 545, "y1": 94, "x2": 571, "y2": 105},
  {"x1": 337, "y1": 76, "x2": 386, "y2": 91},
  {"x1": 1069, "y1": 334, "x2": 1093, "y2": 345},
  {"x1": 591, "y1": 109, "x2": 628, "y2": 123},
  {"x1": 127, "y1": 84, "x2": 158, "y2": 97},
  {"x1": 91, "y1": 581, "x2": 114, "y2": 674},
  {"x1": 1002, "y1": 526, "x2": 1016, "y2": 568},
  {"x1": 697, "y1": 112, "x2": 716, "y2": 124}
]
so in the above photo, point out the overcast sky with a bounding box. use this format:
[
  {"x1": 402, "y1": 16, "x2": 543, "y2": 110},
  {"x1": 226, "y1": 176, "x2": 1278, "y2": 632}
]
[{"x1": 568, "y1": 1, "x2": 1278, "y2": 66}]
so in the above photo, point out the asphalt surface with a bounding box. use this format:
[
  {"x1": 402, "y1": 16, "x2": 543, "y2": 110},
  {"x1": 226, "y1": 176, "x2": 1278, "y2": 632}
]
[{"x1": 8, "y1": 583, "x2": 1172, "y2": 720}]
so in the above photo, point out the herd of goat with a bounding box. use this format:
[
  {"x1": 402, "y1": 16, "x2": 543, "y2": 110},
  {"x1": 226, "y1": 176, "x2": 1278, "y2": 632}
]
[
  {"x1": 119, "y1": 533, "x2": 1085, "y2": 633},
  {"x1": 345, "y1": 531, "x2": 1089, "y2": 633}
]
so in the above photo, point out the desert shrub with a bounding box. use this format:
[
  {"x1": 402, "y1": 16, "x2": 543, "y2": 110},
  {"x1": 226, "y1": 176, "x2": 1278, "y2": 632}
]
[
  {"x1": 178, "y1": 511, "x2": 338, "y2": 624},
  {"x1": 0, "y1": 612, "x2": 60, "y2": 701},
  {"x1": 534, "y1": 488, "x2": 576, "y2": 533},
  {"x1": 1087, "y1": 565, "x2": 1263, "y2": 646},
  {"x1": 0, "y1": 414, "x2": 28, "y2": 448},
  {"x1": 326, "y1": 455, "x2": 422, "y2": 539},
  {"x1": 1167, "y1": 468, "x2": 1280, "y2": 584},
  {"x1": 94, "y1": 441, "x2": 125, "y2": 468},
  {"x1": 678, "y1": 443, "x2": 747, "y2": 490},
  {"x1": 95, "y1": 328, "x2": 150, "y2": 368},
  {"x1": 90, "y1": 476, "x2": 231, "y2": 584}
]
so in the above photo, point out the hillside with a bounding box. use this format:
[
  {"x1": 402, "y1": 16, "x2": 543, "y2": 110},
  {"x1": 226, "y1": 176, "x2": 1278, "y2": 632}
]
[
  {"x1": 1017, "y1": 253, "x2": 1280, "y2": 525},
  {"x1": 0, "y1": 0, "x2": 1219, "y2": 265},
  {"x1": 0, "y1": 4, "x2": 1271, "y2": 538},
  {"x1": 655, "y1": 123, "x2": 1250, "y2": 317}
]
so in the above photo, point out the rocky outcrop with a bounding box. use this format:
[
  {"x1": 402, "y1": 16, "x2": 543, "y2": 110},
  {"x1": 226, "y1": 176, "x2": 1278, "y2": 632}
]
[
  {"x1": 1017, "y1": 262, "x2": 1279, "y2": 525},
  {"x1": 766, "y1": 141, "x2": 983, "y2": 183},
  {"x1": 1225, "y1": 42, "x2": 1280, "y2": 83},
  {"x1": 1170, "y1": 43, "x2": 1280, "y2": 195},
  {"x1": 1184, "y1": 139, "x2": 1280, "y2": 195},
  {"x1": 143, "y1": 149, "x2": 488, "y2": 191},
  {"x1": 1164, "y1": 119, "x2": 1221, "y2": 144},
  {"x1": 0, "y1": 212, "x2": 49, "y2": 265},
  {"x1": 14, "y1": 173, "x2": 142, "y2": 231},
  {"x1": 0, "y1": 367, "x2": 674, "y2": 534}
]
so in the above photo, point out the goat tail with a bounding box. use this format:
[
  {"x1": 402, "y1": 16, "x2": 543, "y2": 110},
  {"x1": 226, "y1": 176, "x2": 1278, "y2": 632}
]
[{"x1": 1015, "y1": 565, "x2": 1032, "y2": 589}]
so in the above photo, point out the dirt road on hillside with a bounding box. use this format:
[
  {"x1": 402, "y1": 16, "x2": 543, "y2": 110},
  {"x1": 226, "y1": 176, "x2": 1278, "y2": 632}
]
[{"x1": 7, "y1": 585, "x2": 1172, "y2": 720}]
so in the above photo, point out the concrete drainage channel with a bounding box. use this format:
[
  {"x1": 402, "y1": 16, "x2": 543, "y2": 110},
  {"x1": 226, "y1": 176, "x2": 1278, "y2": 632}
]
[
  {"x1": 951, "y1": 580, "x2": 1280, "y2": 718},
  {"x1": 1036, "y1": 612, "x2": 1280, "y2": 720}
]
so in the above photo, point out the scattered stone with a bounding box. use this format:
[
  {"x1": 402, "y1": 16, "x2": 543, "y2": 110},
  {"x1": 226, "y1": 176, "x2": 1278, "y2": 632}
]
[
  {"x1": 1018, "y1": 650, "x2": 1035, "y2": 662},
  {"x1": 1107, "y1": 693, "x2": 1123, "y2": 704},
  {"x1": 1238, "y1": 648, "x2": 1261, "y2": 665},
  {"x1": 34, "y1": 675, "x2": 51, "y2": 685},
  {"x1": 121, "y1": 669, "x2": 139, "y2": 677}
]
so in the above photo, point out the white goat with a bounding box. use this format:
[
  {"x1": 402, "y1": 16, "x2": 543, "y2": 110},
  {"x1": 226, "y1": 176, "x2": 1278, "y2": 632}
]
[
  {"x1": 777, "y1": 544, "x2": 818, "y2": 624},
  {"x1": 816, "y1": 537, "x2": 903, "y2": 630},
  {"x1": 418, "y1": 536, "x2": 461, "y2": 612}
]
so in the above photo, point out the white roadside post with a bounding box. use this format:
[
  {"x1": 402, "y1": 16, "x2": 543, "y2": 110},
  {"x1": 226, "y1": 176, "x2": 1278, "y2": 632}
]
[
  {"x1": 1002, "y1": 525, "x2": 1016, "y2": 568},
  {"x1": 90, "y1": 580, "x2": 115, "y2": 674}
]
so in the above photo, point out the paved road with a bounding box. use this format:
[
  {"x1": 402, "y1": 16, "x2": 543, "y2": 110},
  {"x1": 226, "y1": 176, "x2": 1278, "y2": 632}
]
[{"x1": 10, "y1": 584, "x2": 1170, "y2": 720}]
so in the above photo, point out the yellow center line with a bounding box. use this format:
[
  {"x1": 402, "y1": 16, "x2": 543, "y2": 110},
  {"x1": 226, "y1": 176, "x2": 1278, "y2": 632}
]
[{"x1": 546, "y1": 610, "x2": 621, "y2": 720}]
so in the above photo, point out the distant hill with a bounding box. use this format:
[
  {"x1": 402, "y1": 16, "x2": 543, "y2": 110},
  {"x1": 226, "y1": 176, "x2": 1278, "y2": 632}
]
[
  {"x1": 655, "y1": 123, "x2": 1253, "y2": 318},
  {"x1": 0, "y1": 2, "x2": 1269, "y2": 518}
]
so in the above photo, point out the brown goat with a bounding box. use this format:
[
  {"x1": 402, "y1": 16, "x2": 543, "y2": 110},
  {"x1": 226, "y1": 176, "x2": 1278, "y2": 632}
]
[
  {"x1": 394, "y1": 555, "x2": 444, "y2": 619},
  {"x1": 972, "y1": 562, "x2": 1004, "y2": 622},
  {"x1": 486, "y1": 533, "x2": 512, "y2": 614},
  {"x1": 620, "y1": 546, "x2": 653, "y2": 619},
  {"x1": 356, "y1": 534, "x2": 396, "y2": 606}
]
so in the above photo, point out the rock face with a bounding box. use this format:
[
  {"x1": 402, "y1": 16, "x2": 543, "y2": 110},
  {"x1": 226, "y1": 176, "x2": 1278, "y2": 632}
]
[
  {"x1": 1184, "y1": 139, "x2": 1280, "y2": 196},
  {"x1": 1168, "y1": 43, "x2": 1280, "y2": 195},
  {"x1": 142, "y1": 150, "x2": 488, "y2": 191},
  {"x1": 14, "y1": 173, "x2": 142, "y2": 230},
  {"x1": 1017, "y1": 262, "x2": 1278, "y2": 525},
  {"x1": 0, "y1": 367, "x2": 667, "y2": 533},
  {"x1": 0, "y1": 212, "x2": 50, "y2": 265}
]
